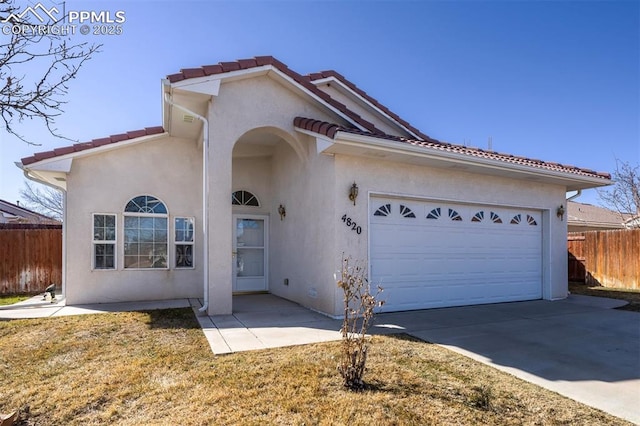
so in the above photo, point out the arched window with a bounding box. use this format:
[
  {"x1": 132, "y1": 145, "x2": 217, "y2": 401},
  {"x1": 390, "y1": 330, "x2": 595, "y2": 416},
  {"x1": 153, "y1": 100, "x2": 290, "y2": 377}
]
[
  {"x1": 232, "y1": 190, "x2": 260, "y2": 207},
  {"x1": 123, "y1": 195, "x2": 168, "y2": 269}
]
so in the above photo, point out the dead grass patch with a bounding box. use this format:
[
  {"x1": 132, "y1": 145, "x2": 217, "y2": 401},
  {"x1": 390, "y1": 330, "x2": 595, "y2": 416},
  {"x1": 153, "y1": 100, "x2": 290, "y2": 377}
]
[
  {"x1": 569, "y1": 282, "x2": 640, "y2": 312},
  {"x1": 0, "y1": 308, "x2": 631, "y2": 425}
]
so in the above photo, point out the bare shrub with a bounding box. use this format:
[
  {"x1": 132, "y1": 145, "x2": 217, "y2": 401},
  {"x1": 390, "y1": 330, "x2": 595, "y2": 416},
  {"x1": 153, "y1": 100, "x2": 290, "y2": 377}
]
[
  {"x1": 337, "y1": 255, "x2": 384, "y2": 390},
  {"x1": 470, "y1": 384, "x2": 494, "y2": 410}
]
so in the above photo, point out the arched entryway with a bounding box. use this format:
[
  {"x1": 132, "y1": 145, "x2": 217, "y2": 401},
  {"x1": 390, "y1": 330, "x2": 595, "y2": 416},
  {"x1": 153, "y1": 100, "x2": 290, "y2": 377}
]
[{"x1": 231, "y1": 127, "x2": 305, "y2": 294}]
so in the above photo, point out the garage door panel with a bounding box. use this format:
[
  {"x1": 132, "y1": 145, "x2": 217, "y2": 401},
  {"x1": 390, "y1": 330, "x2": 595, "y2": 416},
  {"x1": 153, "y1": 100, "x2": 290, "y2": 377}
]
[{"x1": 371, "y1": 198, "x2": 543, "y2": 312}]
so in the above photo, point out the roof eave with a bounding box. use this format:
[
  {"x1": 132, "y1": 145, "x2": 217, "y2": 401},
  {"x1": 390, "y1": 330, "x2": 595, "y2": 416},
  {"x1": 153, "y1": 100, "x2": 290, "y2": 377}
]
[
  {"x1": 21, "y1": 131, "x2": 170, "y2": 190},
  {"x1": 327, "y1": 131, "x2": 611, "y2": 191}
]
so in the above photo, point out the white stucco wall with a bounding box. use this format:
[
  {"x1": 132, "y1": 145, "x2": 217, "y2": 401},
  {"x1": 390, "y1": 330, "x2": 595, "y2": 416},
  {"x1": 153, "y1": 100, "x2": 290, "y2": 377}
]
[
  {"x1": 232, "y1": 157, "x2": 273, "y2": 216},
  {"x1": 65, "y1": 136, "x2": 203, "y2": 304},
  {"x1": 268, "y1": 136, "x2": 338, "y2": 315}
]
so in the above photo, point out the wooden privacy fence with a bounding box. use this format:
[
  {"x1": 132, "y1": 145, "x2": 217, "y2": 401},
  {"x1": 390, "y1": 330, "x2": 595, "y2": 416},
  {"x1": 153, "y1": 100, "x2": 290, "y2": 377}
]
[
  {"x1": 0, "y1": 224, "x2": 62, "y2": 295},
  {"x1": 568, "y1": 229, "x2": 640, "y2": 290}
]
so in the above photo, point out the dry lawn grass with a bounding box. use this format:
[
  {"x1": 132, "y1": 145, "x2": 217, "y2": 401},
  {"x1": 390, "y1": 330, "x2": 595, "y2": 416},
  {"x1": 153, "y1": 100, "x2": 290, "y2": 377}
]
[
  {"x1": 0, "y1": 308, "x2": 631, "y2": 425},
  {"x1": 0, "y1": 295, "x2": 30, "y2": 306},
  {"x1": 569, "y1": 282, "x2": 640, "y2": 312}
]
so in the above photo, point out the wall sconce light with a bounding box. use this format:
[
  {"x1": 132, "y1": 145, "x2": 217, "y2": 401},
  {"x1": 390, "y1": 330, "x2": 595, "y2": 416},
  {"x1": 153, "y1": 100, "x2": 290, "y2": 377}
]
[
  {"x1": 557, "y1": 204, "x2": 565, "y2": 221},
  {"x1": 348, "y1": 182, "x2": 359, "y2": 206},
  {"x1": 278, "y1": 204, "x2": 286, "y2": 221}
]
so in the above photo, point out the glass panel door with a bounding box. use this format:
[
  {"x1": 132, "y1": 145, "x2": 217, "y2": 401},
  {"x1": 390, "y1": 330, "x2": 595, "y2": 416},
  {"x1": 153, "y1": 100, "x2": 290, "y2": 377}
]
[{"x1": 233, "y1": 216, "x2": 268, "y2": 292}]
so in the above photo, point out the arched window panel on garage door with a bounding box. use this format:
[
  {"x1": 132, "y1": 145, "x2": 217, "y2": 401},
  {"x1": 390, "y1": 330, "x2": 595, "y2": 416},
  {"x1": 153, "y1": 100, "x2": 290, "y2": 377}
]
[
  {"x1": 527, "y1": 214, "x2": 538, "y2": 226},
  {"x1": 448, "y1": 208, "x2": 462, "y2": 221},
  {"x1": 400, "y1": 205, "x2": 416, "y2": 218},
  {"x1": 426, "y1": 207, "x2": 441, "y2": 219},
  {"x1": 472, "y1": 211, "x2": 484, "y2": 222},
  {"x1": 490, "y1": 211, "x2": 503, "y2": 223},
  {"x1": 374, "y1": 203, "x2": 392, "y2": 217}
]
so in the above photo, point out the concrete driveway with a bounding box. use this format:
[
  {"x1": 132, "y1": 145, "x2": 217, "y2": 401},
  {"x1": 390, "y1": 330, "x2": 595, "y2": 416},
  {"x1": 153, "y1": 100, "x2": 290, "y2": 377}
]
[{"x1": 372, "y1": 295, "x2": 640, "y2": 424}]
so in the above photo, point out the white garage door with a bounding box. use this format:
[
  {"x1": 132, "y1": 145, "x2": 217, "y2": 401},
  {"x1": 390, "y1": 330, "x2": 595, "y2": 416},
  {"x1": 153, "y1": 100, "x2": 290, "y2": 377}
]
[{"x1": 370, "y1": 197, "x2": 542, "y2": 312}]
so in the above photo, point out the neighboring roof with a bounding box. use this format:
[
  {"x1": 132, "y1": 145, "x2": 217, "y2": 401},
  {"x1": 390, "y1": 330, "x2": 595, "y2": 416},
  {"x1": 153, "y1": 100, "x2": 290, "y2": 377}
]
[
  {"x1": 21, "y1": 127, "x2": 165, "y2": 166},
  {"x1": 294, "y1": 117, "x2": 611, "y2": 181},
  {"x1": 0, "y1": 199, "x2": 60, "y2": 224},
  {"x1": 567, "y1": 201, "x2": 628, "y2": 229}
]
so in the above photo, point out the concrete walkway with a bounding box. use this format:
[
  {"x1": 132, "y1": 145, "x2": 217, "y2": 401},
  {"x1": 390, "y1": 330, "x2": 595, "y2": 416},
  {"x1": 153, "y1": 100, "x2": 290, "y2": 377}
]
[
  {"x1": 1, "y1": 293, "x2": 638, "y2": 423},
  {"x1": 191, "y1": 294, "x2": 342, "y2": 354}
]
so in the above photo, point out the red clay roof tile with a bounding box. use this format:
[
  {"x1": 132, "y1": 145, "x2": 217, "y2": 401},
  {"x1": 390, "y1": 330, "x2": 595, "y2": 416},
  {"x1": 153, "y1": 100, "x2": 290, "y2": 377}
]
[
  {"x1": 166, "y1": 73, "x2": 184, "y2": 83},
  {"x1": 237, "y1": 58, "x2": 258, "y2": 69},
  {"x1": 92, "y1": 137, "x2": 112, "y2": 147},
  {"x1": 126, "y1": 129, "x2": 146, "y2": 139},
  {"x1": 220, "y1": 61, "x2": 241, "y2": 72},
  {"x1": 181, "y1": 68, "x2": 206, "y2": 79},
  {"x1": 53, "y1": 146, "x2": 75, "y2": 156},
  {"x1": 202, "y1": 64, "x2": 223, "y2": 75},
  {"x1": 255, "y1": 56, "x2": 274, "y2": 66},
  {"x1": 110, "y1": 133, "x2": 129, "y2": 143}
]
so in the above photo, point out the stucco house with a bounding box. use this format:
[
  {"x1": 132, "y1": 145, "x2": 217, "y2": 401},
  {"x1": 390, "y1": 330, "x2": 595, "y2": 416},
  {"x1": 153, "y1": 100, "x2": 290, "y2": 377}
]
[{"x1": 19, "y1": 56, "x2": 611, "y2": 316}]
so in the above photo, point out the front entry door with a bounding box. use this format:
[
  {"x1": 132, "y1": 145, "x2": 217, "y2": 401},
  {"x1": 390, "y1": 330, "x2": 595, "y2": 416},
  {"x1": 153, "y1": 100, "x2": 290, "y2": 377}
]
[{"x1": 232, "y1": 215, "x2": 268, "y2": 292}]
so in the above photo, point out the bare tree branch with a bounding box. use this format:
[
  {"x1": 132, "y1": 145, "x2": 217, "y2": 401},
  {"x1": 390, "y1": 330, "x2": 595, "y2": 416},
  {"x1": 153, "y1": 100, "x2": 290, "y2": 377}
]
[
  {"x1": 598, "y1": 159, "x2": 640, "y2": 225},
  {"x1": 0, "y1": 0, "x2": 102, "y2": 145},
  {"x1": 19, "y1": 180, "x2": 63, "y2": 221}
]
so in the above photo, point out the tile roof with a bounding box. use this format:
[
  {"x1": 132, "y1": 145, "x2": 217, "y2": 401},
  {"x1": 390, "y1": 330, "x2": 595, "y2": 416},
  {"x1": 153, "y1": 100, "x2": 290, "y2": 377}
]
[
  {"x1": 20, "y1": 56, "x2": 611, "y2": 184},
  {"x1": 294, "y1": 117, "x2": 611, "y2": 180},
  {"x1": 21, "y1": 127, "x2": 165, "y2": 166}
]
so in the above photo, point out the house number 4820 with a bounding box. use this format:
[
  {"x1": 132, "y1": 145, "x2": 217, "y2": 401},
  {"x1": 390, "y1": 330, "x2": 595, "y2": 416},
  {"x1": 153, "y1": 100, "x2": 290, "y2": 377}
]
[{"x1": 341, "y1": 214, "x2": 362, "y2": 235}]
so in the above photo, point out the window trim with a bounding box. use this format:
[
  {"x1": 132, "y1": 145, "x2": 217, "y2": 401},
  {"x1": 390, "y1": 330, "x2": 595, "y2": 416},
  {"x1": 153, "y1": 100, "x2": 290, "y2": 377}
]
[
  {"x1": 174, "y1": 216, "x2": 195, "y2": 269},
  {"x1": 123, "y1": 195, "x2": 169, "y2": 270},
  {"x1": 92, "y1": 213, "x2": 117, "y2": 271}
]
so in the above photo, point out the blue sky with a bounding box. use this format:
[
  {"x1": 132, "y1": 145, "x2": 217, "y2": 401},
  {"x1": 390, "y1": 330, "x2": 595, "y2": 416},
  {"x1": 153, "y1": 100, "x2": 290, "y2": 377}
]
[{"x1": 1, "y1": 0, "x2": 638, "y2": 207}]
